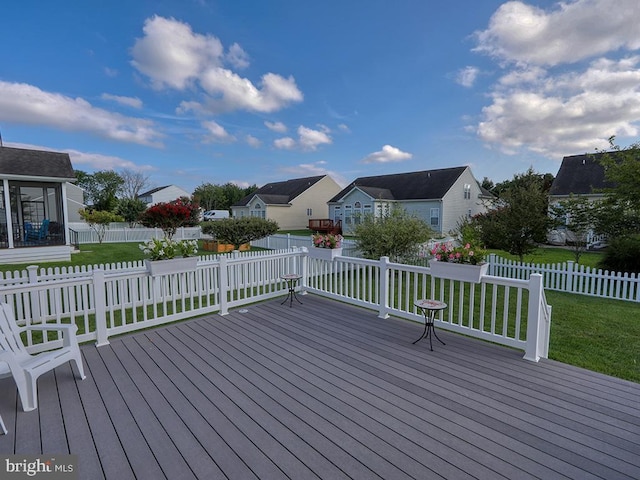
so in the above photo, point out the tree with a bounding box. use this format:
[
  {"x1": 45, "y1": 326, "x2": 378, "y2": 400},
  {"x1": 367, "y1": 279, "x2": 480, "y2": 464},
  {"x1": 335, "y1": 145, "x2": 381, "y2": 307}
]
[
  {"x1": 549, "y1": 195, "x2": 597, "y2": 263},
  {"x1": 138, "y1": 197, "x2": 200, "y2": 239},
  {"x1": 74, "y1": 170, "x2": 124, "y2": 211},
  {"x1": 593, "y1": 137, "x2": 640, "y2": 237},
  {"x1": 353, "y1": 207, "x2": 433, "y2": 262},
  {"x1": 79, "y1": 209, "x2": 123, "y2": 244},
  {"x1": 201, "y1": 217, "x2": 279, "y2": 249},
  {"x1": 119, "y1": 169, "x2": 151, "y2": 200},
  {"x1": 115, "y1": 198, "x2": 148, "y2": 227},
  {"x1": 474, "y1": 168, "x2": 552, "y2": 262},
  {"x1": 192, "y1": 182, "x2": 258, "y2": 211}
]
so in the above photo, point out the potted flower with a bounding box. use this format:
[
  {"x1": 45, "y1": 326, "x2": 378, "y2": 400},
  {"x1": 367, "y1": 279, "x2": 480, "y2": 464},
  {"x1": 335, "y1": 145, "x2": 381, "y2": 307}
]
[
  {"x1": 140, "y1": 238, "x2": 199, "y2": 276},
  {"x1": 429, "y1": 241, "x2": 488, "y2": 283},
  {"x1": 309, "y1": 233, "x2": 343, "y2": 261}
]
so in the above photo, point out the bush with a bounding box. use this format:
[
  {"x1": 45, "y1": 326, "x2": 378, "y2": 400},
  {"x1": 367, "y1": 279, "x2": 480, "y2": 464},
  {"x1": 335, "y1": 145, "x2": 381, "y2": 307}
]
[
  {"x1": 598, "y1": 234, "x2": 640, "y2": 273},
  {"x1": 201, "y1": 217, "x2": 279, "y2": 249},
  {"x1": 354, "y1": 207, "x2": 433, "y2": 262}
]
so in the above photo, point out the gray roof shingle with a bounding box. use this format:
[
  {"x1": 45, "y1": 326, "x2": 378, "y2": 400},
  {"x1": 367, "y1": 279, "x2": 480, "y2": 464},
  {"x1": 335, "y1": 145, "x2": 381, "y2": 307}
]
[
  {"x1": 233, "y1": 175, "x2": 326, "y2": 206},
  {"x1": 549, "y1": 153, "x2": 617, "y2": 196},
  {"x1": 329, "y1": 167, "x2": 467, "y2": 203},
  {"x1": 0, "y1": 146, "x2": 75, "y2": 180}
]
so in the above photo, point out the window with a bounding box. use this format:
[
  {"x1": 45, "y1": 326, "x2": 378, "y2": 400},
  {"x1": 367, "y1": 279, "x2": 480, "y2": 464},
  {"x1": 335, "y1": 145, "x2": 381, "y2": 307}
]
[
  {"x1": 251, "y1": 203, "x2": 265, "y2": 219},
  {"x1": 306, "y1": 208, "x2": 312, "y2": 216},
  {"x1": 344, "y1": 205, "x2": 352, "y2": 225},
  {"x1": 464, "y1": 184, "x2": 471, "y2": 200},
  {"x1": 430, "y1": 208, "x2": 439, "y2": 227}
]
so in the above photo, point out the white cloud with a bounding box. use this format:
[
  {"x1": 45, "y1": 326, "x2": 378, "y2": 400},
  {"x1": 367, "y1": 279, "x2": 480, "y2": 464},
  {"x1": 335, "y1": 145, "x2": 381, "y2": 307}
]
[
  {"x1": 361, "y1": 145, "x2": 413, "y2": 164},
  {"x1": 272, "y1": 125, "x2": 333, "y2": 151},
  {"x1": 201, "y1": 120, "x2": 235, "y2": 143},
  {"x1": 477, "y1": 56, "x2": 640, "y2": 157},
  {"x1": 104, "y1": 67, "x2": 118, "y2": 77},
  {"x1": 472, "y1": 1, "x2": 640, "y2": 158},
  {"x1": 456, "y1": 66, "x2": 480, "y2": 87},
  {"x1": 338, "y1": 123, "x2": 351, "y2": 133},
  {"x1": 130, "y1": 15, "x2": 223, "y2": 90},
  {"x1": 101, "y1": 93, "x2": 143, "y2": 109},
  {"x1": 66, "y1": 149, "x2": 155, "y2": 171},
  {"x1": 298, "y1": 125, "x2": 332, "y2": 151},
  {"x1": 0, "y1": 81, "x2": 163, "y2": 147},
  {"x1": 265, "y1": 120, "x2": 287, "y2": 133},
  {"x1": 226, "y1": 43, "x2": 250, "y2": 69},
  {"x1": 245, "y1": 134, "x2": 261, "y2": 147},
  {"x1": 274, "y1": 137, "x2": 296, "y2": 150},
  {"x1": 474, "y1": 0, "x2": 640, "y2": 66},
  {"x1": 131, "y1": 16, "x2": 303, "y2": 114}
]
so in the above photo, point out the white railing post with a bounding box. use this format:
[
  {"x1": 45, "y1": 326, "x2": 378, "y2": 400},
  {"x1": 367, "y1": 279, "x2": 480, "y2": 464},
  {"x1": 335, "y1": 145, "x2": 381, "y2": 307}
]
[
  {"x1": 93, "y1": 269, "x2": 109, "y2": 346},
  {"x1": 218, "y1": 255, "x2": 229, "y2": 316},
  {"x1": 524, "y1": 273, "x2": 544, "y2": 362},
  {"x1": 299, "y1": 247, "x2": 308, "y2": 294},
  {"x1": 378, "y1": 256, "x2": 390, "y2": 319},
  {"x1": 26, "y1": 265, "x2": 42, "y2": 324}
]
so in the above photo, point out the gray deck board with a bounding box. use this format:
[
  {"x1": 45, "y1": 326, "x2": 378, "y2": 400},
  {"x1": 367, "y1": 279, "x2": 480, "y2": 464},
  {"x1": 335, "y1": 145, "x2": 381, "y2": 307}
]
[{"x1": 1, "y1": 294, "x2": 638, "y2": 479}]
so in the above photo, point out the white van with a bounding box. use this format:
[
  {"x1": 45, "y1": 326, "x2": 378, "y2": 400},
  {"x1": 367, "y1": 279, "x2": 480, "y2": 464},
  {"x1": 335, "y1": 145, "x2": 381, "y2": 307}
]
[{"x1": 202, "y1": 210, "x2": 230, "y2": 221}]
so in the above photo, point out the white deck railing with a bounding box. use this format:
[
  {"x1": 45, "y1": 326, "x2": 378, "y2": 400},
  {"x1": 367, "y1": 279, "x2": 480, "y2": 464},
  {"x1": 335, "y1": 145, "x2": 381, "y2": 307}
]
[{"x1": 0, "y1": 248, "x2": 551, "y2": 362}]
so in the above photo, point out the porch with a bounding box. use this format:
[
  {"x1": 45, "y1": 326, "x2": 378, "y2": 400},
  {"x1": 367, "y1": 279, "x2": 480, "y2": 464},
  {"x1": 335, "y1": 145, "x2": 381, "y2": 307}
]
[{"x1": 1, "y1": 294, "x2": 638, "y2": 479}]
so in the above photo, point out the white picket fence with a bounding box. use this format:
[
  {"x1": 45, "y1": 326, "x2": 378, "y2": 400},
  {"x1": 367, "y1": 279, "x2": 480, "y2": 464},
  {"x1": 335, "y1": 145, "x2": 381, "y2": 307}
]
[
  {"x1": 487, "y1": 254, "x2": 640, "y2": 302},
  {"x1": 0, "y1": 247, "x2": 551, "y2": 362}
]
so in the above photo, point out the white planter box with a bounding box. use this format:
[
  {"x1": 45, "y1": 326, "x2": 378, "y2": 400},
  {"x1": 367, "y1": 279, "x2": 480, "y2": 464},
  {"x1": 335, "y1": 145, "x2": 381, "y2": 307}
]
[
  {"x1": 429, "y1": 259, "x2": 488, "y2": 284},
  {"x1": 308, "y1": 247, "x2": 343, "y2": 261},
  {"x1": 145, "y1": 257, "x2": 199, "y2": 276}
]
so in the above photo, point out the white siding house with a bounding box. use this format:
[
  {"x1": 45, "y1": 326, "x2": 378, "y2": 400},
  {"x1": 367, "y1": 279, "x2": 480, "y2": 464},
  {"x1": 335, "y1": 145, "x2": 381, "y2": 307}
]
[{"x1": 138, "y1": 185, "x2": 191, "y2": 206}]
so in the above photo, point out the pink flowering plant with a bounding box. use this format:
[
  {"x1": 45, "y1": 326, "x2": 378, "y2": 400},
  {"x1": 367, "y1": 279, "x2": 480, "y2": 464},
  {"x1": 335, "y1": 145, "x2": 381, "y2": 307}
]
[
  {"x1": 430, "y1": 241, "x2": 486, "y2": 265},
  {"x1": 312, "y1": 233, "x2": 343, "y2": 249}
]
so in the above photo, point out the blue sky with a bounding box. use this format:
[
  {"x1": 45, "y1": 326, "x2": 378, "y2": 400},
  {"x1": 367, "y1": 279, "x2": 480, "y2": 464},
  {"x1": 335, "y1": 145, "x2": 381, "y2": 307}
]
[{"x1": 1, "y1": 0, "x2": 639, "y2": 193}]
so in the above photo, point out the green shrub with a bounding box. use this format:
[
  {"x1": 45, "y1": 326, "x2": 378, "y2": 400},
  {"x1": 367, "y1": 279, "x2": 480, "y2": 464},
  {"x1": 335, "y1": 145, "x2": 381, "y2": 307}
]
[
  {"x1": 201, "y1": 217, "x2": 279, "y2": 249},
  {"x1": 598, "y1": 234, "x2": 640, "y2": 273}
]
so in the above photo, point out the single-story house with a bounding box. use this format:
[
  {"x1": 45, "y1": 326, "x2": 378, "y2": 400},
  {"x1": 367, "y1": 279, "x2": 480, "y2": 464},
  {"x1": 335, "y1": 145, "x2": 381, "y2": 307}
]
[
  {"x1": 0, "y1": 146, "x2": 76, "y2": 263},
  {"x1": 138, "y1": 185, "x2": 191, "y2": 206},
  {"x1": 231, "y1": 175, "x2": 342, "y2": 230},
  {"x1": 328, "y1": 166, "x2": 489, "y2": 235}
]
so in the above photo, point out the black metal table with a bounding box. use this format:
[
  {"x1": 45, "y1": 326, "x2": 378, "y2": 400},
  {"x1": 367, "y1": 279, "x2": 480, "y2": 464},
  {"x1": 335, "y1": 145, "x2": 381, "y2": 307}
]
[
  {"x1": 413, "y1": 299, "x2": 447, "y2": 350},
  {"x1": 281, "y1": 274, "x2": 303, "y2": 307}
]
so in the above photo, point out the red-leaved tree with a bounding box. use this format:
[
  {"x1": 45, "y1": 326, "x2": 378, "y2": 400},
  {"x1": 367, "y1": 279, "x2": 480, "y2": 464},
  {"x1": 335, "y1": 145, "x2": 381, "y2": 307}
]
[{"x1": 139, "y1": 197, "x2": 200, "y2": 239}]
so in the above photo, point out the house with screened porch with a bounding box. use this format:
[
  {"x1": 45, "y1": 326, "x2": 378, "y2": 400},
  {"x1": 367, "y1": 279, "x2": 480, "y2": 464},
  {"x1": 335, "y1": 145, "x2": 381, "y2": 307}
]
[{"x1": 0, "y1": 146, "x2": 76, "y2": 264}]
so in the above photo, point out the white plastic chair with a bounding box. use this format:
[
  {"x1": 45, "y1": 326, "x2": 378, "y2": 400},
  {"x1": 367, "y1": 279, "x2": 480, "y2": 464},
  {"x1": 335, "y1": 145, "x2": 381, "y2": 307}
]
[{"x1": 0, "y1": 302, "x2": 86, "y2": 412}]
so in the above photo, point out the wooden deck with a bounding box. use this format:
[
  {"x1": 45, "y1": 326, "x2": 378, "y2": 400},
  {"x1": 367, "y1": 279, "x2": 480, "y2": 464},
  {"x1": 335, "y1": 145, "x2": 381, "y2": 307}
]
[{"x1": 1, "y1": 294, "x2": 638, "y2": 479}]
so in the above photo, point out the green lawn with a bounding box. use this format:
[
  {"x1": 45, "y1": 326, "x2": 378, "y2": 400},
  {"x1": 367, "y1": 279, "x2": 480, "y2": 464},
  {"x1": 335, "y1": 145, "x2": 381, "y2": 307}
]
[
  {"x1": 488, "y1": 247, "x2": 604, "y2": 269},
  {"x1": 2, "y1": 242, "x2": 637, "y2": 382}
]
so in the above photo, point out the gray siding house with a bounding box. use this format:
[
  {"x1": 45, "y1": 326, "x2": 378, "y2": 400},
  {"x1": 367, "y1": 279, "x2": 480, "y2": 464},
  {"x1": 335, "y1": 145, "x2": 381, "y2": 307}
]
[{"x1": 328, "y1": 166, "x2": 488, "y2": 235}]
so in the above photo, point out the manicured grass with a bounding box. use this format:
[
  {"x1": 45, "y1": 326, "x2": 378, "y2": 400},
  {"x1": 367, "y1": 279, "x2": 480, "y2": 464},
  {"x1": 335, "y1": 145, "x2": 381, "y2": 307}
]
[
  {"x1": 2, "y1": 242, "x2": 637, "y2": 382},
  {"x1": 546, "y1": 290, "x2": 640, "y2": 383}
]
